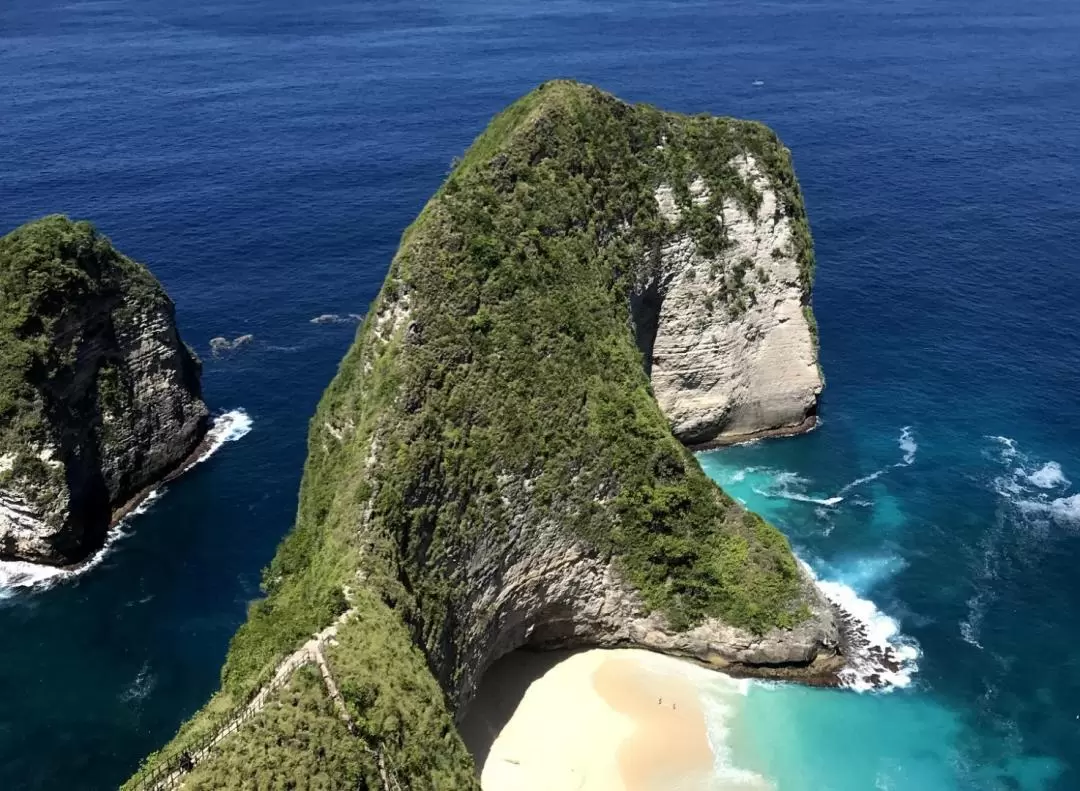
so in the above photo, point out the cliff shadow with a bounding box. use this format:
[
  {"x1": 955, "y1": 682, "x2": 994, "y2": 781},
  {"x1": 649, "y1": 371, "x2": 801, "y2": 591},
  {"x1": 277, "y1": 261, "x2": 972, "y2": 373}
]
[{"x1": 457, "y1": 648, "x2": 582, "y2": 775}]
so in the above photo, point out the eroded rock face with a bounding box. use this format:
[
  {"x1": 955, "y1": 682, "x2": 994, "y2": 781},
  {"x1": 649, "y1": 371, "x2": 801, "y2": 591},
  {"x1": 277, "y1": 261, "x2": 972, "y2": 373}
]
[
  {"x1": 0, "y1": 216, "x2": 208, "y2": 565},
  {"x1": 451, "y1": 471, "x2": 841, "y2": 713},
  {"x1": 643, "y1": 154, "x2": 823, "y2": 446}
]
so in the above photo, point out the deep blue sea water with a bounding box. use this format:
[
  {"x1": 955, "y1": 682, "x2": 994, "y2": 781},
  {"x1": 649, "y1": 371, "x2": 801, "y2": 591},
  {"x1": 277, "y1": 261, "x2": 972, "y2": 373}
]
[{"x1": 2, "y1": 0, "x2": 1078, "y2": 788}]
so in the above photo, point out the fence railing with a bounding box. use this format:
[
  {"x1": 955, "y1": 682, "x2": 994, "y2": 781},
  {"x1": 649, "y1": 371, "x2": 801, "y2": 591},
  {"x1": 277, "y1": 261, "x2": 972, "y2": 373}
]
[{"x1": 131, "y1": 661, "x2": 294, "y2": 791}]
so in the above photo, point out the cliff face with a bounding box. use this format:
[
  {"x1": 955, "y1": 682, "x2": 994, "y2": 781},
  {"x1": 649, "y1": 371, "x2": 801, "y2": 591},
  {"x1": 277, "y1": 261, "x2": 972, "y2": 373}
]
[
  {"x1": 126, "y1": 82, "x2": 837, "y2": 791},
  {"x1": 644, "y1": 154, "x2": 822, "y2": 446},
  {"x1": 0, "y1": 216, "x2": 208, "y2": 565}
]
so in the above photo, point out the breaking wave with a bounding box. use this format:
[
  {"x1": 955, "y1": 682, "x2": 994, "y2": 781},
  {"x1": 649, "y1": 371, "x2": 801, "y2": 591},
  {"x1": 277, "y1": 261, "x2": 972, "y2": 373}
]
[
  {"x1": 962, "y1": 438, "x2": 1079, "y2": 649},
  {"x1": 988, "y1": 436, "x2": 1077, "y2": 529},
  {"x1": 1026, "y1": 461, "x2": 1069, "y2": 489},
  {"x1": 0, "y1": 409, "x2": 252, "y2": 596},
  {"x1": 897, "y1": 426, "x2": 917, "y2": 466},
  {"x1": 807, "y1": 564, "x2": 920, "y2": 691},
  {"x1": 796, "y1": 557, "x2": 920, "y2": 691},
  {"x1": 754, "y1": 472, "x2": 844, "y2": 507}
]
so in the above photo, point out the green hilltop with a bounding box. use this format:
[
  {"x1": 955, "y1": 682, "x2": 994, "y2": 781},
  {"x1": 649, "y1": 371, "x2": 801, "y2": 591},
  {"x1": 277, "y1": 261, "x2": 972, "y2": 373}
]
[{"x1": 125, "y1": 80, "x2": 822, "y2": 790}]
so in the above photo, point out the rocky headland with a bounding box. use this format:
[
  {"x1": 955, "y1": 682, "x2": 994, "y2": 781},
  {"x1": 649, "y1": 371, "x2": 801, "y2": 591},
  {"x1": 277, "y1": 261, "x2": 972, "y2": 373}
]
[
  {"x1": 0, "y1": 216, "x2": 208, "y2": 566},
  {"x1": 125, "y1": 81, "x2": 842, "y2": 790}
]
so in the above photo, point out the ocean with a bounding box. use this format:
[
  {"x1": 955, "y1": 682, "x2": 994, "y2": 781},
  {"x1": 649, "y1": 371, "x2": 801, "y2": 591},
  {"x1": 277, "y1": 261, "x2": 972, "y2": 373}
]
[{"x1": 1, "y1": 0, "x2": 1078, "y2": 788}]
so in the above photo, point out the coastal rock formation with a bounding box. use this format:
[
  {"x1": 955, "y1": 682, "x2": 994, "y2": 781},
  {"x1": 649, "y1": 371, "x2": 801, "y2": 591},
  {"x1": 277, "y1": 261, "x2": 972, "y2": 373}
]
[
  {"x1": 644, "y1": 156, "x2": 822, "y2": 446},
  {"x1": 0, "y1": 216, "x2": 208, "y2": 565},
  {"x1": 126, "y1": 81, "x2": 837, "y2": 790}
]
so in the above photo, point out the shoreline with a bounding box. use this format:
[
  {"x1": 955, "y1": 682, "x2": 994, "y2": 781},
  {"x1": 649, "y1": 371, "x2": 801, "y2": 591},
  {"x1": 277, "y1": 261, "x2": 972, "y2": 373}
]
[
  {"x1": 464, "y1": 648, "x2": 737, "y2": 791},
  {"x1": 687, "y1": 414, "x2": 819, "y2": 452},
  {"x1": 0, "y1": 410, "x2": 251, "y2": 584}
]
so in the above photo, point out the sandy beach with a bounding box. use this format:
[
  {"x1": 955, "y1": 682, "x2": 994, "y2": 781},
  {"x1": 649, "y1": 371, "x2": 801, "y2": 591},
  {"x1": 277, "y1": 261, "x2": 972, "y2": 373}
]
[{"x1": 460, "y1": 648, "x2": 771, "y2": 791}]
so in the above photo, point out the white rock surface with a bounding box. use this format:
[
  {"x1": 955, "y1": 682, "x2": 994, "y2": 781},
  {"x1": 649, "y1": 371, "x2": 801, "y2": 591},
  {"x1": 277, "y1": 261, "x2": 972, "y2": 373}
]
[{"x1": 645, "y1": 154, "x2": 822, "y2": 445}]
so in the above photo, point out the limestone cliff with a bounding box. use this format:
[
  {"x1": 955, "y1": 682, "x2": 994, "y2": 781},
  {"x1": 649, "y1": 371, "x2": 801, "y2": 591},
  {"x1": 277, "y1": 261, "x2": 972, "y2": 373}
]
[
  {"x1": 646, "y1": 153, "x2": 822, "y2": 446},
  {"x1": 125, "y1": 82, "x2": 839, "y2": 791},
  {"x1": 0, "y1": 216, "x2": 208, "y2": 565}
]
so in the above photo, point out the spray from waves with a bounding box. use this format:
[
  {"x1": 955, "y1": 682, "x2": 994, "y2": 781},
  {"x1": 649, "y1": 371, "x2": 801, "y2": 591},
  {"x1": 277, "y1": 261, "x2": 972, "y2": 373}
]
[
  {"x1": 0, "y1": 409, "x2": 252, "y2": 596},
  {"x1": 801, "y1": 561, "x2": 920, "y2": 691},
  {"x1": 193, "y1": 409, "x2": 253, "y2": 465}
]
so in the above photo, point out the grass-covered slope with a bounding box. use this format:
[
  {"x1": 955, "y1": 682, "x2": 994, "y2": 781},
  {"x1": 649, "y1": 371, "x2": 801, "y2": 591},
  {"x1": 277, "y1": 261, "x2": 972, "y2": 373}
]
[{"x1": 125, "y1": 81, "x2": 822, "y2": 789}]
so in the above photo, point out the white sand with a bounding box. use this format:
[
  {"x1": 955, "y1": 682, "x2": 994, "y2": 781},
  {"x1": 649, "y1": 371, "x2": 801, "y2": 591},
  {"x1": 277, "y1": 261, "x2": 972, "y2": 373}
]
[{"x1": 462, "y1": 648, "x2": 771, "y2": 791}]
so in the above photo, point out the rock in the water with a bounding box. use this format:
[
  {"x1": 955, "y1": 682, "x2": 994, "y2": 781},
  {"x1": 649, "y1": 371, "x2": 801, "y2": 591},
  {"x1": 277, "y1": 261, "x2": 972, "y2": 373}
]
[
  {"x1": 0, "y1": 216, "x2": 208, "y2": 565},
  {"x1": 209, "y1": 333, "x2": 254, "y2": 356}
]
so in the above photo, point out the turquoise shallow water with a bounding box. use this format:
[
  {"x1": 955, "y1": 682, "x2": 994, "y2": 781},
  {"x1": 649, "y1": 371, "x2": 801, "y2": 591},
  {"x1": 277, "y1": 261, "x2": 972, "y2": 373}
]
[
  {"x1": 2, "y1": 0, "x2": 1079, "y2": 787},
  {"x1": 695, "y1": 428, "x2": 1079, "y2": 790}
]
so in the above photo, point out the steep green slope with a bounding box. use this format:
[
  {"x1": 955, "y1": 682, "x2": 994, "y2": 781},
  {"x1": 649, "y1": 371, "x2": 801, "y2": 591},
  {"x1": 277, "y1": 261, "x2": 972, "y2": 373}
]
[{"x1": 125, "y1": 81, "x2": 832, "y2": 790}]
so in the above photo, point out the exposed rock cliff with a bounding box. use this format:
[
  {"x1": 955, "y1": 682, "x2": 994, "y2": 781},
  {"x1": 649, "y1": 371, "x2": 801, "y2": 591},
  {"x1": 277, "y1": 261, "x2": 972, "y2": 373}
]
[
  {"x1": 0, "y1": 216, "x2": 208, "y2": 565},
  {"x1": 645, "y1": 153, "x2": 822, "y2": 446},
  {"x1": 125, "y1": 81, "x2": 838, "y2": 791}
]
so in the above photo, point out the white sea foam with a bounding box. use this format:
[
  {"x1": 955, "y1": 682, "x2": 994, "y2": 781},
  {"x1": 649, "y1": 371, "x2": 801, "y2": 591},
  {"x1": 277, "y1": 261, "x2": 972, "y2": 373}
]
[
  {"x1": 986, "y1": 436, "x2": 1077, "y2": 528},
  {"x1": 0, "y1": 409, "x2": 252, "y2": 596},
  {"x1": 310, "y1": 313, "x2": 363, "y2": 325},
  {"x1": 989, "y1": 435, "x2": 1018, "y2": 461},
  {"x1": 802, "y1": 561, "x2": 920, "y2": 691},
  {"x1": 193, "y1": 409, "x2": 253, "y2": 464},
  {"x1": 642, "y1": 657, "x2": 772, "y2": 789},
  {"x1": 836, "y1": 468, "x2": 886, "y2": 495},
  {"x1": 753, "y1": 471, "x2": 844, "y2": 507},
  {"x1": 896, "y1": 426, "x2": 917, "y2": 466},
  {"x1": 1017, "y1": 493, "x2": 1080, "y2": 526},
  {"x1": 830, "y1": 427, "x2": 918, "y2": 500},
  {"x1": 1026, "y1": 461, "x2": 1069, "y2": 489},
  {"x1": 754, "y1": 487, "x2": 844, "y2": 506}
]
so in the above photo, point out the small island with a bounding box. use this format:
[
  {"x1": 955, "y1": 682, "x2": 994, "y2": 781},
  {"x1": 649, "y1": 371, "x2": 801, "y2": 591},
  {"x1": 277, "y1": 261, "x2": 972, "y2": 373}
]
[
  {"x1": 125, "y1": 81, "x2": 839, "y2": 790},
  {"x1": 0, "y1": 216, "x2": 208, "y2": 566}
]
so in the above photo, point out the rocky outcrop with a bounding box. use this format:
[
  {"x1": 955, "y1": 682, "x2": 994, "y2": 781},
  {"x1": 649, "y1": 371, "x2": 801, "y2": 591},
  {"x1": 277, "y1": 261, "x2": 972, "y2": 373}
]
[
  {"x1": 639, "y1": 155, "x2": 822, "y2": 447},
  {"x1": 452, "y1": 472, "x2": 841, "y2": 711},
  {"x1": 0, "y1": 216, "x2": 208, "y2": 565},
  {"x1": 126, "y1": 81, "x2": 839, "y2": 790}
]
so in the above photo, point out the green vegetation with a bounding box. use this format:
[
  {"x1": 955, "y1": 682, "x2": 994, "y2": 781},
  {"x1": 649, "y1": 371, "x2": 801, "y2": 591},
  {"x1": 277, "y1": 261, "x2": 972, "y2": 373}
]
[
  {"x1": 126, "y1": 81, "x2": 819, "y2": 789},
  {"x1": 182, "y1": 668, "x2": 367, "y2": 791},
  {"x1": 0, "y1": 215, "x2": 169, "y2": 485}
]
